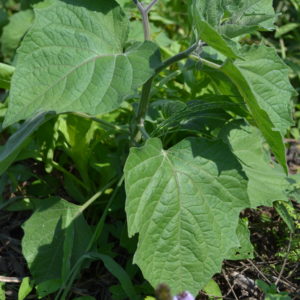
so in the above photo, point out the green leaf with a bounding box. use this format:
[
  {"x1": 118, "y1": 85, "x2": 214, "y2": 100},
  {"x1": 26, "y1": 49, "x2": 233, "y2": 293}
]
[
  {"x1": 22, "y1": 197, "x2": 92, "y2": 297},
  {"x1": 220, "y1": 121, "x2": 290, "y2": 207},
  {"x1": 18, "y1": 277, "x2": 34, "y2": 300},
  {"x1": 1, "y1": 10, "x2": 34, "y2": 61},
  {"x1": 0, "y1": 282, "x2": 5, "y2": 300},
  {"x1": 190, "y1": 0, "x2": 276, "y2": 39},
  {"x1": 0, "y1": 8, "x2": 9, "y2": 32},
  {"x1": 219, "y1": 0, "x2": 276, "y2": 38},
  {"x1": 21, "y1": 0, "x2": 43, "y2": 10},
  {"x1": 125, "y1": 138, "x2": 250, "y2": 294},
  {"x1": 0, "y1": 112, "x2": 55, "y2": 176},
  {"x1": 226, "y1": 218, "x2": 254, "y2": 260},
  {"x1": 265, "y1": 294, "x2": 291, "y2": 300},
  {"x1": 4, "y1": 0, "x2": 161, "y2": 127},
  {"x1": 36, "y1": 279, "x2": 61, "y2": 298},
  {"x1": 288, "y1": 174, "x2": 300, "y2": 203},
  {"x1": 221, "y1": 45, "x2": 296, "y2": 173},
  {"x1": 190, "y1": 1, "x2": 238, "y2": 58},
  {"x1": 151, "y1": 98, "x2": 234, "y2": 137},
  {"x1": 256, "y1": 280, "x2": 292, "y2": 299},
  {"x1": 274, "y1": 201, "x2": 296, "y2": 233},
  {"x1": 275, "y1": 23, "x2": 300, "y2": 38},
  {"x1": 202, "y1": 279, "x2": 222, "y2": 299},
  {"x1": 0, "y1": 63, "x2": 14, "y2": 89},
  {"x1": 56, "y1": 114, "x2": 101, "y2": 189},
  {"x1": 230, "y1": 46, "x2": 294, "y2": 135}
]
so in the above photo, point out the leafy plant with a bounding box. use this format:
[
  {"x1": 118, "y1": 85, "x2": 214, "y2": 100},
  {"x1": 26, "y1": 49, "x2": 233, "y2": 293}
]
[{"x1": 0, "y1": 0, "x2": 298, "y2": 298}]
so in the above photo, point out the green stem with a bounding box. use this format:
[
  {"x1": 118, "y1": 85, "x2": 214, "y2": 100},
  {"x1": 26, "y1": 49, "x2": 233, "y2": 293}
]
[
  {"x1": 70, "y1": 112, "x2": 127, "y2": 132},
  {"x1": 142, "y1": 10, "x2": 150, "y2": 40},
  {"x1": 155, "y1": 42, "x2": 200, "y2": 74},
  {"x1": 134, "y1": 77, "x2": 153, "y2": 142},
  {"x1": 86, "y1": 176, "x2": 124, "y2": 251},
  {"x1": 133, "y1": 42, "x2": 201, "y2": 142},
  {"x1": 133, "y1": 0, "x2": 158, "y2": 40},
  {"x1": 78, "y1": 177, "x2": 118, "y2": 215},
  {"x1": 190, "y1": 54, "x2": 222, "y2": 69}
]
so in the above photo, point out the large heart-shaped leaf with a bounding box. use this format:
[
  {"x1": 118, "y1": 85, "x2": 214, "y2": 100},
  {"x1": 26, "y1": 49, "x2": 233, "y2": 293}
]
[
  {"x1": 4, "y1": 0, "x2": 161, "y2": 127},
  {"x1": 125, "y1": 138, "x2": 250, "y2": 295}
]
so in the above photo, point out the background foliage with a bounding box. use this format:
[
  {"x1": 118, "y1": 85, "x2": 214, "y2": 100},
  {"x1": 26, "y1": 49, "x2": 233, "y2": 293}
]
[{"x1": 0, "y1": 0, "x2": 299, "y2": 299}]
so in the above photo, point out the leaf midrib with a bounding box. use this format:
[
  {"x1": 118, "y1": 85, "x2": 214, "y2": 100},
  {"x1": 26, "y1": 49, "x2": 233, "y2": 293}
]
[{"x1": 13, "y1": 52, "x2": 125, "y2": 111}]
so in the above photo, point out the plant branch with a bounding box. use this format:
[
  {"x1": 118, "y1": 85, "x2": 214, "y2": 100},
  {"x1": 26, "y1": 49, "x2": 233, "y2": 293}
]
[
  {"x1": 155, "y1": 41, "x2": 201, "y2": 74},
  {"x1": 78, "y1": 177, "x2": 118, "y2": 215},
  {"x1": 133, "y1": 0, "x2": 158, "y2": 40},
  {"x1": 133, "y1": 41, "x2": 202, "y2": 142},
  {"x1": 145, "y1": 0, "x2": 158, "y2": 12},
  {"x1": 134, "y1": 77, "x2": 153, "y2": 142}
]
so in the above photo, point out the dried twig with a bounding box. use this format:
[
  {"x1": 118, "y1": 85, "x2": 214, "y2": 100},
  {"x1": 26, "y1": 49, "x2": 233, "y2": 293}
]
[
  {"x1": 271, "y1": 276, "x2": 297, "y2": 291},
  {"x1": 0, "y1": 276, "x2": 22, "y2": 283},
  {"x1": 222, "y1": 269, "x2": 239, "y2": 300},
  {"x1": 286, "y1": 262, "x2": 299, "y2": 279},
  {"x1": 247, "y1": 259, "x2": 272, "y2": 285}
]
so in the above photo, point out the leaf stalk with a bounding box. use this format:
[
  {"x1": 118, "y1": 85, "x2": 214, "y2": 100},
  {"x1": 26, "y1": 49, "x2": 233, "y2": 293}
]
[{"x1": 190, "y1": 54, "x2": 222, "y2": 69}]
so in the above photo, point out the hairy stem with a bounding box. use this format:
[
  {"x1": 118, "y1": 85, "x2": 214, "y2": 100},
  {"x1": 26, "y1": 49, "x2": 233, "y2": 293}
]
[
  {"x1": 156, "y1": 41, "x2": 201, "y2": 74},
  {"x1": 132, "y1": 3, "x2": 218, "y2": 143},
  {"x1": 133, "y1": 0, "x2": 158, "y2": 40},
  {"x1": 134, "y1": 77, "x2": 153, "y2": 142},
  {"x1": 142, "y1": 10, "x2": 150, "y2": 40},
  {"x1": 132, "y1": 0, "x2": 158, "y2": 142},
  {"x1": 78, "y1": 177, "x2": 118, "y2": 215},
  {"x1": 145, "y1": 0, "x2": 158, "y2": 12},
  {"x1": 133, "y1": 42, "x2": 202, "y2": 143}
]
